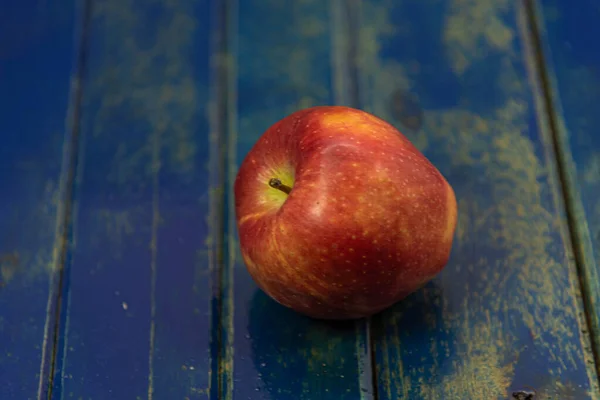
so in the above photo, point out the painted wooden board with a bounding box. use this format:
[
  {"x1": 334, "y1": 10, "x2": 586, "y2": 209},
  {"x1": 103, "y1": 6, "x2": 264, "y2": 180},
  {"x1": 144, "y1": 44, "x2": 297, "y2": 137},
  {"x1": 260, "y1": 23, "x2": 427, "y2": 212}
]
[
  {"x1": 54, "y1": 0, "x2": 219, "y2": 398},
  {"x1": 0, "y1": 1, "x2": 81, "y2": 398},
  {"x1": 537, "y1": 0, "x2": 600, "y2": 370},
  {"x1": 351, "y1": 0, "x2": 600, "y2": 398},
  {"x1": 221, "y1": 0, "x2": 374, "y2": 398}
]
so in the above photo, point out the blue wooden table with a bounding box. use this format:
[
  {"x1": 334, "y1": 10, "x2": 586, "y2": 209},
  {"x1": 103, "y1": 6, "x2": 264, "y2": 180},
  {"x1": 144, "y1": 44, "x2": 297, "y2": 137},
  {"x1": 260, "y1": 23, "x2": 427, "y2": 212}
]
[{"x1": 2, "y1": 0, "x2": 599, "y2": 398}]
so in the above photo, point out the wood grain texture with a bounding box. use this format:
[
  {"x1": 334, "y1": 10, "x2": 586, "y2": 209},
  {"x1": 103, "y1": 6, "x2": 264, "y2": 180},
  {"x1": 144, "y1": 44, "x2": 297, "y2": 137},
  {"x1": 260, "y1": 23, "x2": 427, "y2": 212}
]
[
  {"x1": 55, "y1": 0, "x2": 219, "y2": 398},
  {"x1": 0, "y1": 1, "x2": 81, "y2": 398},
  {"x1": 536, "y1": 0, "x2": 600, "y2": 371},
  {"x1": 350, "y1": 0, "x2": 600, "y2": 398},
  {"x1": 221, "y1": 0, "x2": 374, "y2": 398}
]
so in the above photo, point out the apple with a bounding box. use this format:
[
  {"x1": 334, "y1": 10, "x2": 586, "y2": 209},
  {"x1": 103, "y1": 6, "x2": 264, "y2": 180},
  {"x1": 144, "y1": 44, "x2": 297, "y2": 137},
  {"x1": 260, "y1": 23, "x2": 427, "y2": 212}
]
[{"x1": 234, "y1": 106, "x2": 457, "y2": 320}]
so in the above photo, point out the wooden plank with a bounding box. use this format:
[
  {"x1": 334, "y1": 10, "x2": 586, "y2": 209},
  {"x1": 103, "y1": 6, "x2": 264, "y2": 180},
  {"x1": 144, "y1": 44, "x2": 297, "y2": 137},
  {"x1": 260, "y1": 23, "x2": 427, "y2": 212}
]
[
  {"x1": 221, "y1": 0, "x2": 374, "y2": 398},
  {"x1": 536, "y1": 0, "x2": 600, "y2": 371},
  {"x1": 0, "y1": 1, "x2": 81, "y2": 398},
  {"x1": 350, "y1": 0, "x2": 600, "y2": 398},
  {"x1": 55, "y1": 0, "x2": 219, "y2": 398}
]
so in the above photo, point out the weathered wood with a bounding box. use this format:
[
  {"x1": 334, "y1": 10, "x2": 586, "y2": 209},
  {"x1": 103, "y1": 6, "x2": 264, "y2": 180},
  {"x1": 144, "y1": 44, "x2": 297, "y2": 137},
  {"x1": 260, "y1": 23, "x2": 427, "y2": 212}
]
[
  {"x1": 55, "y1": 0, "x2": 218, "y2": 398},
  {"x1": 0, "y1": 1, "x2": 81, "y2": 398},
  {"x1": 349, "y1": 0, "x2": 600, "y2": 398},
  {"x1": 220, "y1": 0, "x2": 374, "y2": 398},
  {"x1": 537, "y1": 0, "x2": 600, "y2": 375}
]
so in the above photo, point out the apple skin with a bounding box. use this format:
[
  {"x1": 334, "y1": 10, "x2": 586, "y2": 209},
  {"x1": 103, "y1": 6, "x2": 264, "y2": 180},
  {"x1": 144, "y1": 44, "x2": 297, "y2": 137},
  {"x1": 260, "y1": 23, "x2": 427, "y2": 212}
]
[{"x1": 234, "y1": 106, "x2": 457, "y2": 320}]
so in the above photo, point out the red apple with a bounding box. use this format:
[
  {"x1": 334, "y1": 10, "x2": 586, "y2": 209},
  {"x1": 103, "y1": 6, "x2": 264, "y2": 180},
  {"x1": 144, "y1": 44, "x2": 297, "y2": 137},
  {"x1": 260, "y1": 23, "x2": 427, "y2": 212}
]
[{"x1": 234, "y1": 106, "x2": 457, "y2": 320}]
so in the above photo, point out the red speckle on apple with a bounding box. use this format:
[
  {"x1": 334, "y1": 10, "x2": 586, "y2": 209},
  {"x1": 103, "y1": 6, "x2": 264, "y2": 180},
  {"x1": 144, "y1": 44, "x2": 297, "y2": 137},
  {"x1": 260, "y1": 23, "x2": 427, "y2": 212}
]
[{"x1": 234, "y1": 106, "x2": 457, "y2": 320}]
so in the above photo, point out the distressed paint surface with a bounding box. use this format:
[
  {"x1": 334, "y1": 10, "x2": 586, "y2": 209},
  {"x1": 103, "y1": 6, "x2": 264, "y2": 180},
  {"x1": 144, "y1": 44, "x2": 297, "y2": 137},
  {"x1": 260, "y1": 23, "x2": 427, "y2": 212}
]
[
  {"x1": 55, "y1": 0, "x2": 217, "y2": 398},
  {"x1": 7, "y1": 1, "x2": 600, "y2": 399},
  {"x1": 0, "y1": 1, "x2": 80, "y2": 398},
  {"x1": 538, "y1": 0, "x2": 600, "y2": 367},
  {"x1": 223, "y1": 0, "x2": 373, "y2": 398},
  {"x1": 354, "y1": 0, "x2": 600, "y2": 398}
]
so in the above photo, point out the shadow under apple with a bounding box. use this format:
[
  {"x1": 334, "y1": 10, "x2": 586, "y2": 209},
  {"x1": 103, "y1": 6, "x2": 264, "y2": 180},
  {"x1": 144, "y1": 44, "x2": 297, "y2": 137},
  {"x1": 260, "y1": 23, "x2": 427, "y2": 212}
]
[
  {"x1": 247, "y1": 289, "x2": 369, "y2": 399},
  {"x1": 370, "y1": 279, "x2": 455, "y2": 393}
]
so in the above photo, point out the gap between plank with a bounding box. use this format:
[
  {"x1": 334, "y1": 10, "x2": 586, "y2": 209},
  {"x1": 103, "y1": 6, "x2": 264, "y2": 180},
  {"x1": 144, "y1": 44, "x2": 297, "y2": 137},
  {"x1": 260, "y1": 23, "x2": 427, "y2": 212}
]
[
  {"x1": 523, "y1": 0, "x2": 600, "y2": 384},
  {"x1": 336, "y1": 0, "x2": 379, "y2": 398},
  {"x1": 147, "y1": 89, "x2": 161, "y2": 400},
  {"x1": 209, "y1": 0, "x2": 236, "y2": 398},
  {"x1": 39, "y1": 0, "x2": 93, "y2": 399}
]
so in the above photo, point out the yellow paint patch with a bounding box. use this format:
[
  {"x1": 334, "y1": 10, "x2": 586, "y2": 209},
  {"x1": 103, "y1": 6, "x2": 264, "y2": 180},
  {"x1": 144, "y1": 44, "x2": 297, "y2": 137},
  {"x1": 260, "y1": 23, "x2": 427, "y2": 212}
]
[
  {"x1": 0, "y1": 252, "x2": 20, "y2": 287},
  {"x1": 443, "y1": 0, "x2": 514, "y2": 75},
  {"x1": 92, "y1": 0, "x2": 201, "y2": 185}
]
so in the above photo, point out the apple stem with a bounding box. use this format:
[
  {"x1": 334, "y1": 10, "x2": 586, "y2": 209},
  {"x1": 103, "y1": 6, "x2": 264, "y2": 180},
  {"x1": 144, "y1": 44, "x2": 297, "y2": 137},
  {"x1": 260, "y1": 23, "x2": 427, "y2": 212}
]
[{"x1": 269, "y1": 178, "x2": 292, "y2": 195}]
